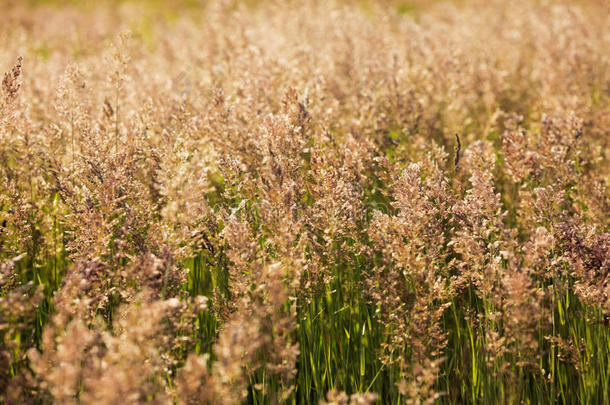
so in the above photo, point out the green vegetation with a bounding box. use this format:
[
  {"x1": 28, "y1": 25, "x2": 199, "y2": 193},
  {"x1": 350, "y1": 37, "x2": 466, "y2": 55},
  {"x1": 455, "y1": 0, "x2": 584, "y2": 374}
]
[{"x1": 0, "y1": 0, "x2": 609, "y2": 403}]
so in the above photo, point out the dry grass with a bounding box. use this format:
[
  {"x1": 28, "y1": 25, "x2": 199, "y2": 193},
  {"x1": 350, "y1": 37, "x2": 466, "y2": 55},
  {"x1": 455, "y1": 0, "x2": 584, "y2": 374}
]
[{"x1": 0, "y1": 0, "x2": 609, "y2": 403}]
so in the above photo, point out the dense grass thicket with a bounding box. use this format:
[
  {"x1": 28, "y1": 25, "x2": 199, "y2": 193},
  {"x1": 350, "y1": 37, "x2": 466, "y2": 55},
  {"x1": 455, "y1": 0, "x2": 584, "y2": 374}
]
[{"x1": 1, "y1": 0, "x2": 609, "y2": 403}]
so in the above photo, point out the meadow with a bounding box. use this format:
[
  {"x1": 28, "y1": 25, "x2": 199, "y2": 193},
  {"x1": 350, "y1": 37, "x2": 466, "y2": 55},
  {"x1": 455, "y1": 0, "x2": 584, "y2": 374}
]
[{"x1": 0, "y1": 0, "x2": 609, "y2": 403}]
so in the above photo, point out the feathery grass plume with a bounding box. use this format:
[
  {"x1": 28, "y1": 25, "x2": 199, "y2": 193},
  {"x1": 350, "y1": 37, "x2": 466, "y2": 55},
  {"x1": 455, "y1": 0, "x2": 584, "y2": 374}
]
[
  {"x1": 0, "y1": 56, "x2": 23, "y2": 124},
  {"x1": 367, "y1": 148, "x2": 454, "y2": 402},
  {"x1": 29, "y1": 292, "x2": 206, "y2": 404},
  {"x1": 321, "y1": 389, "x2": 379, "y2": 405}
]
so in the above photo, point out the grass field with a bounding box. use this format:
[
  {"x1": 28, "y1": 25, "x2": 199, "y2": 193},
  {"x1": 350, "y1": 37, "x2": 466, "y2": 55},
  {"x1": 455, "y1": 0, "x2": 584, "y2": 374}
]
[{"x1": 0, "y1": 0, "x2": 609, "y2": 403}]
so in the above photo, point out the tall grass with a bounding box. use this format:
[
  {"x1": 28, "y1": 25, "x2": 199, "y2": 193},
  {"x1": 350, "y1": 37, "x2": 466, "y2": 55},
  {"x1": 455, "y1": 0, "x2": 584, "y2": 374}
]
[{"x1": 0, "y1": 0, "x2": 609, "y2": 404}]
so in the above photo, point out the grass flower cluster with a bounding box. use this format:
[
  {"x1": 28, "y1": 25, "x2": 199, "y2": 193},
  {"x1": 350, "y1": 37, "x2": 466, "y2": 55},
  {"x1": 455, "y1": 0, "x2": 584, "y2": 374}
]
[{"x1": 0, "y1": 0, "x2": 609, "y2": 403}]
